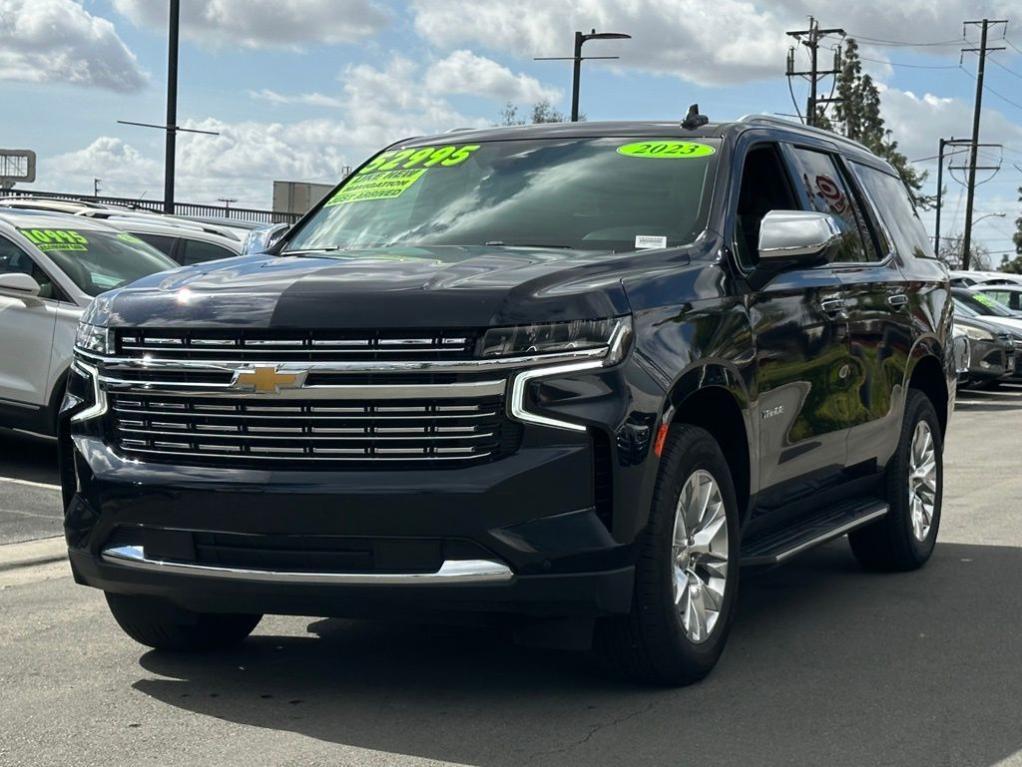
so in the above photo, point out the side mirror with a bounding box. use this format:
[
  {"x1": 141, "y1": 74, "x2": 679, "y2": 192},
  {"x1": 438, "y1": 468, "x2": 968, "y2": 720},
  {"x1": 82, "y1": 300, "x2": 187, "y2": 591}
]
[
  {"x1": 0, "y1": 271, "x2": 41, "y2": 297},
  {"x1": 757, "y1": 210, "x2": 843, "y2": 266},
  {"x1": 243, "y1": 223, "x2": 290, "y2": 255}
]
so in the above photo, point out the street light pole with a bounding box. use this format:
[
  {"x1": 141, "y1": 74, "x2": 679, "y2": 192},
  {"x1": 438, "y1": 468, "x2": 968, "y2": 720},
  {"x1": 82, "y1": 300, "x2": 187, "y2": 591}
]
[
  {"x1": 536, "y1": 29, "x2": 631, "y2": 123},
  {"x1": 571, "y1": 32, "x2": 584, "y2": 123},
  {"x1": 164, "y1": 0, "x2": 180, "y2": 214}
]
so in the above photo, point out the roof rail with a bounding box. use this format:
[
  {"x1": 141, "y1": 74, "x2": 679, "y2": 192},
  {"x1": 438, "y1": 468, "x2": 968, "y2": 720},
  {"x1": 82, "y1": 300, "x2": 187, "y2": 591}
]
[{"x1": 737, "y1": 114, "x2": 871, "y2": 153}]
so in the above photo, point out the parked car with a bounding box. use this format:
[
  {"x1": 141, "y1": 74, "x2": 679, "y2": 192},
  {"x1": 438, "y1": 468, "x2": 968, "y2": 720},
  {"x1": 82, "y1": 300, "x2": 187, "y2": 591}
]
[
  {"x1": 0, "y1": 210, "x2": 178, "y2": 436},
  {"x1": 63, "y1": 115, "x2": 953, "y2": 685},
  {"x1": 948, "y1": 269, "x2": 1022, "y2": 288},
  {"x1": 953, "y1": 314, "x2": 1015, "y2": 386},
  {"x1": 971, "y1": 283, "x2": 1022, "y2": 314},
  {"x1": 0, "y1": 198, "x2": 244, "y2": 265},
  {"x1": 952, "y1": 287, "x2": 1022, "y2": 331},
  {"x1": 83, "y1": 212, "x2": 243, "y2": 265}
]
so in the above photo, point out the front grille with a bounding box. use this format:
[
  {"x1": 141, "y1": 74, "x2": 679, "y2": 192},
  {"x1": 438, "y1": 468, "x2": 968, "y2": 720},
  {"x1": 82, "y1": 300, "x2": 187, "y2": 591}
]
[
  {"x1": 114, "y1": 328, "x2": 477, "y2": 362},
  {"x1": 108, "y1": 393, "x2": 520, "y2": 467}
]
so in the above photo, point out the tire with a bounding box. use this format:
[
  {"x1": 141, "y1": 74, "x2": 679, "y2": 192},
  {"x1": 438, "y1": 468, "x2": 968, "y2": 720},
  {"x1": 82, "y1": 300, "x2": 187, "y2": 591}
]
[
  {"x1": 848, "y1": 389, "x2": 942, "y2": 571},
  {"x1": 595, "y1": 425, "x2": 740, "y2": 686},
  {"x1": 105, "y1": 593, "x2": 261, "y2": 651}
]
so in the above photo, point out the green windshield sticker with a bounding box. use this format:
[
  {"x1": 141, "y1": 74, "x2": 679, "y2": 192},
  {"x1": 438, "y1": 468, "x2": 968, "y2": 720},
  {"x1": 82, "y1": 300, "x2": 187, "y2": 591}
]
[
  {"x1": 20, "y1": 229, "x2": 89, "y2": 252},
  {"x1": 325, "y1": 144, "x2": 481, "y2": 206},
  {"x1": 326, "y1": 168, "x2": 427, "y2": 206},
  {"x1": 974, "y1": 293, "x2": 1000, "y2": 309},
  {"x1": 617, "y1": 141, "x2": 715, "y2": 159},
  {"x1": 116, "y1": 232, "x2": 145, "y2": 246}
]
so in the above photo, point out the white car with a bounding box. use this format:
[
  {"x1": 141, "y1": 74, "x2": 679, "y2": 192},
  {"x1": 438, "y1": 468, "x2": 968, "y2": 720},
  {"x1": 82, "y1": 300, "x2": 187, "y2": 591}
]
[
  {"x1": 971, "y1": 283, "x2": 1022, "y2": 314},
  {"x1": 0, "y1": 198, "x2": 243, "y2": 265},
  {"x1": 0, "y1": 210, "x2": 178, "y2": 436},
  {"x1": 948, "y1": 269, "x2": 1022, "y2": 288},
  {"x1": 951, "y1": 287, "x2": 1022, "y2": 333}
]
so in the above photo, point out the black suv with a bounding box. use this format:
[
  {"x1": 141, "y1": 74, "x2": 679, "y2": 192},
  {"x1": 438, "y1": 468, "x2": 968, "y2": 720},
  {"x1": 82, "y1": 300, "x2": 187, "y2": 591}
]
[{"x1": 62, "y1": 115, "x2": 953, "y2": 685}]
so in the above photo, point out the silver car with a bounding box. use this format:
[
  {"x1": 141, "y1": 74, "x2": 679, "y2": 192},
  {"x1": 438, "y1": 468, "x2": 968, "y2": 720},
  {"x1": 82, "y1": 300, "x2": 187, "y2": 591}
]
[{"x1": 0, "y1": 210, "x2": 177, "y2": 436}]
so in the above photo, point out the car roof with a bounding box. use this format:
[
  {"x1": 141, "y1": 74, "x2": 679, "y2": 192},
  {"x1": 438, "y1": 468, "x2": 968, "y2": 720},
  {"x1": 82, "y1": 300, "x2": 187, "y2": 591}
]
[
  {"x1": 0, "y1": 209, "x2": 123, "y2": 232},
  {"x1": 972, "y1": 282, "x2": 1022, "y2": 290},
  {"x1": 398, "y1": 115, "x2": 889, "y2": 169}
]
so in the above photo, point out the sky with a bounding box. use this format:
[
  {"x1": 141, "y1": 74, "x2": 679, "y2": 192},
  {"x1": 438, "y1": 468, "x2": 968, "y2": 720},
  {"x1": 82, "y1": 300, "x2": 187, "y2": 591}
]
[{"x1": 1, "y1": 0, "x2": 1021, "y2": 261}]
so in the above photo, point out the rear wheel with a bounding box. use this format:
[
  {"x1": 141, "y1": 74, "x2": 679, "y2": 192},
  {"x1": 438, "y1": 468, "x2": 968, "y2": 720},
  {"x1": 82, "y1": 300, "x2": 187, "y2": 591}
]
[
  {"x1": 596, "y1": 425, "x2": 739, "y2": 685},
  {"x1": 849, "y1": 389, "x2": 942, "y2": 571},
  {"x1": 105, "y1": 593, "x2": 261, "y2": 651}
]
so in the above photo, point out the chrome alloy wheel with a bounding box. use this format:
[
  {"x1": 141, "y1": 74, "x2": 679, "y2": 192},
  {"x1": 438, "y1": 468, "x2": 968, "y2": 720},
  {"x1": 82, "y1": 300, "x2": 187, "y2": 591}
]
[
  {"x1": 908, "y1": 421, "x2": 938, "y2": 542},
  {"x1": 672, "y1": 470, "x2": 729, "y2": 643}
]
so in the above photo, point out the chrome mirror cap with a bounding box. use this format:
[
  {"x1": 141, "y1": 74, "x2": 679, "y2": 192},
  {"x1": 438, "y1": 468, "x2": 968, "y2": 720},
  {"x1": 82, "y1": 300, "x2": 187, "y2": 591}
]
[{"x1": 757, "y1": 210, "x2": 843, "y2": 262}]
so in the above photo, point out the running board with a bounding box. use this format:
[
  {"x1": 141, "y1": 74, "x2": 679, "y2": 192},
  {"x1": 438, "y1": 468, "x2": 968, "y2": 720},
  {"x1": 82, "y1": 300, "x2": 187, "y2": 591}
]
[{"x1": 740, "y1": 500, "x2": 889, "y2": 567}]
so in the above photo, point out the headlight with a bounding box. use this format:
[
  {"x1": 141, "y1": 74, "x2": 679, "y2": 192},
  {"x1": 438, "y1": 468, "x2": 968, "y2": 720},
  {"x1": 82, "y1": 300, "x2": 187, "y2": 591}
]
[
  {"x1": 480, "y1": 317, "x2": 631, "y2": 364},
  {"x1": 960, "y1": 324, "x2": 994, "y2": 342},
  {"x1": 74, "y1": 323, "x2": 112, "y2": 355}
]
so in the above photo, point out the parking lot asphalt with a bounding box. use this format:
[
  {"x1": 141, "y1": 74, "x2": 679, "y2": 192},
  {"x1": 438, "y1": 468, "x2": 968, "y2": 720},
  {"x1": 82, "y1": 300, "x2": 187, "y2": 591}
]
[{"x1": 2, "y1": 385, "x2": 1022, "y2": 767}]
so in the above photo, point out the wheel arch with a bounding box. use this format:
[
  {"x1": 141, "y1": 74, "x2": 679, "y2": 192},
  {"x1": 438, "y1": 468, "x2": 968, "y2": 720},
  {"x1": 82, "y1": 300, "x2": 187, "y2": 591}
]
[
  {"x1": 665, "y1": 363, "x2": 753, "y2": 522},
  {"x1": 905, "y1": 338, "x2": 949, "y2": 437}
]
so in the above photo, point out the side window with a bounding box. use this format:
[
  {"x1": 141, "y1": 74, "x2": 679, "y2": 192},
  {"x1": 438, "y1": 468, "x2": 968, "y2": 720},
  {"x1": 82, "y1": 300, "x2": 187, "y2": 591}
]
[
  {"x1": 180, "y1": 239, "x2": 236, "y2": 266},
  {"x1": 0, "y1": 237, "x2": 57, "y2": 300},
  {"x1": 789, "y1": 147, "x2": 878, "y2": 262},
  {"x1": 850, "y1": 162, "x2": 935, "y2": 260},
  {"x1": 732, "y1": 143, "x2": 801, "y2": 269},
  {"x1": 134, "y1": 233, "x2": 178, "y2": 258},
  {"x1": 984, "y1": 290, "x2": 1011, "y2": 305}
]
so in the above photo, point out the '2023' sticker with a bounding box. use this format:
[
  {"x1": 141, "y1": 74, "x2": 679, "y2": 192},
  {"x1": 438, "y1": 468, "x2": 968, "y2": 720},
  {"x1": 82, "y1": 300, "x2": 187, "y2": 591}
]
[
  {"x1": 20, "y1": 229, "x2": 89, "y2": 252},
  {"x1": 326, "y1": 144, "x2": 481, "y2": 206},
  {"x1": 617, "y1": 141, "x2": 715, "y2": 159}
]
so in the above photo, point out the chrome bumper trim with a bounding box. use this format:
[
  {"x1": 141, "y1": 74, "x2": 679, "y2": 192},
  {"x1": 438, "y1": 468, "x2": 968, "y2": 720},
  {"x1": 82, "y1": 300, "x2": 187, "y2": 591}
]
[{"x1": 100, "y1": 545, "x2": 515, "y2": 585}]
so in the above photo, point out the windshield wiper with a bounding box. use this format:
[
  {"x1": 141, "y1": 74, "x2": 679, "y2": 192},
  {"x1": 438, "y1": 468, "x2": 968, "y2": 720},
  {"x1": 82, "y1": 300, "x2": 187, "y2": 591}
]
[
  {"x1": 282, "y1": 247, "x2": 342, "y2": 255},
  {"x1": 484, "y1": 241, "x2": 575, "y2": 250}
]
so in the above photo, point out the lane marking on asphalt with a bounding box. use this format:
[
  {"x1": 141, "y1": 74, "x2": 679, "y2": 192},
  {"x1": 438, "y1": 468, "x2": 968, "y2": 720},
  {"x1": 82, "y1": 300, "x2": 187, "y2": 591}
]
[{"x1": 0, "y1": 476, "x2": 60, "y2": 491}]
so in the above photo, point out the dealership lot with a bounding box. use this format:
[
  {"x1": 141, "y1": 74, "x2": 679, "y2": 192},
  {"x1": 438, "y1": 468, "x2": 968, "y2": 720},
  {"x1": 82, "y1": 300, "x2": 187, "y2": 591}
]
[{"x1": 0, "y1": 385, "x2": 1020, "y2": 767}]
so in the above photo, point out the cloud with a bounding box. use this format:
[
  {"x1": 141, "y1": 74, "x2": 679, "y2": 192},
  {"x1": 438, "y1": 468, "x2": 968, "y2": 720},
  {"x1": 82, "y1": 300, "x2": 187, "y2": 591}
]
[
  {"x1": 111, "y1": 0, "x2": 390, "y2": 49},
  {"x1": 247, "y1": 89, "x2": 343, "y2": 108},
  {"x1": 411, "y1": 0, "x2": 1017, "y2": 86},
  {"x1": 0, "y1": 0, "x2": 145, "y2": 92},
  {"x1": 37, "y1": 57, "x2": 489, "y2": 208},
  {"x1": 426, "y1": 50, "x2": 560, "y2": 104}
]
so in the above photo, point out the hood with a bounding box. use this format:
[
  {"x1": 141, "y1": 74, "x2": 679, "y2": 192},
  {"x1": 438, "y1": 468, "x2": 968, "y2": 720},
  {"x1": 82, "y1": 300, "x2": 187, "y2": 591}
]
[{"x1": 85, "y1": 245, "x2": 637, "y2": 329}]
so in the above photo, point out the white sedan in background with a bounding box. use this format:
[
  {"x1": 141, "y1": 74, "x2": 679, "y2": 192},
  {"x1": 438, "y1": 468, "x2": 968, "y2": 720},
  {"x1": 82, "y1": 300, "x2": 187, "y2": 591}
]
[{"x1": 0, "y1": 210, "x2": 178, "y2": 436}]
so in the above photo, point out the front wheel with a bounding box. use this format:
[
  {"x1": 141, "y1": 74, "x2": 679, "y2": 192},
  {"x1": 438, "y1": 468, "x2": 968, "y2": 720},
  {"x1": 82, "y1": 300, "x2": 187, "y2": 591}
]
[
  {"x1": 105, "y1": 593, "x2": 262, "y2": 651},
  {"x1": 596, "y1": 425, "x2": 740, "y2": 686},
  {"x1": 849, "y1": 389, "x2": 942, "y2": 571}
]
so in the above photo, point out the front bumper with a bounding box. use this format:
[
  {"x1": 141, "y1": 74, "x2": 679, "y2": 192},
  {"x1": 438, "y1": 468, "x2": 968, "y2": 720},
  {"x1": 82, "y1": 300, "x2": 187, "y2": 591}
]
[{"x1": 64, "y1": 432, "x2": 636, "y2": 617}]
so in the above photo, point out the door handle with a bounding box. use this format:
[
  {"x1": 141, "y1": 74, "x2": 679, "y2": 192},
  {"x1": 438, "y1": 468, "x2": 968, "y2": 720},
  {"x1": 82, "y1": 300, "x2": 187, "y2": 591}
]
[{"x1": 887, "y1": 293, "x2": 909, "y2": 307}]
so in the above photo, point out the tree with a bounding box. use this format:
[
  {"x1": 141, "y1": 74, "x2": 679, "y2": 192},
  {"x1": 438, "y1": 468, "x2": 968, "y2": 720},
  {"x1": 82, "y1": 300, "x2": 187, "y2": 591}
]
[
  {"x1": 815, "y1": 39, "x2": 933, "y2": 209},
  {"x1": 937, "y1": 232, "x2": 991, "y2": 270},
  {"x1": 1014, "y1": 184, "x2": 1022, "y2": 256},
  {"x1": 497, "y1": 99, "x2": 575, "y2": 126}
]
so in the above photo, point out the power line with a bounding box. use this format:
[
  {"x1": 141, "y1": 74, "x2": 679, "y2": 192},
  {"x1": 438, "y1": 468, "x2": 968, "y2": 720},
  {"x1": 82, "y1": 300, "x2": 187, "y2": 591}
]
[
  {"x1": 845, "y1": 32, "x2": 967, "y2": 48},
  {"x1": 988, "y1": 55, "x2": 1022, "y2": 80},
  {"x1": 786, "y1": 17, "x2": 845, "y2": 127}
]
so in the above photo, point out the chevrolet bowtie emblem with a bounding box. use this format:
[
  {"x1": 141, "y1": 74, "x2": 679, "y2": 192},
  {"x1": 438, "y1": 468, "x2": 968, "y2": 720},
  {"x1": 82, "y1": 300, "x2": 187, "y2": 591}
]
[{"x1": 231, "y1": 366, "x2": 307, "y2": 394}]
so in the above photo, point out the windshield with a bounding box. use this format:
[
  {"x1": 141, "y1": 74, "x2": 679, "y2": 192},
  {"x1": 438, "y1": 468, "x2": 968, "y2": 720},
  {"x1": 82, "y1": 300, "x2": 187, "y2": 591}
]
[
  {"x1": 953, "y1": 299, "x2": 979, "y2": 318},
  {"x1": 957, "y1": 290, "x2": 1015, "y2": 317},
  {"x1": 285, "y1": 137, "x2": 718, "y2": 254},
  {"x1": 19, "y1": 228, "x2": 177, "y2": 297}
]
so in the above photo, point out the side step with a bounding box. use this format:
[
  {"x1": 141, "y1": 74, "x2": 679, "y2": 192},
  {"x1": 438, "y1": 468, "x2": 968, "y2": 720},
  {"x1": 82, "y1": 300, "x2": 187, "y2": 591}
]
[{"x1": 740, "y1": 499, "x2": 889, "y2": 567}]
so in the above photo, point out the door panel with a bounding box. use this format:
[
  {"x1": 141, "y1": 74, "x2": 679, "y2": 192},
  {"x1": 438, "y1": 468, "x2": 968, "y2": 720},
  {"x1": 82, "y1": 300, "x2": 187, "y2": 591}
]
[
  {"x1": 750, "y1": 266, "x2": 850, "y2": 515},
  {"x1": 0, "y1": 237, "x2": 58, "y2": 407}
]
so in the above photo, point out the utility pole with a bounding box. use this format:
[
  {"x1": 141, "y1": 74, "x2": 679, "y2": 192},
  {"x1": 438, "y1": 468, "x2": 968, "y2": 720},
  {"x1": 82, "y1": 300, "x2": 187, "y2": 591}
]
[
  {"x1": 93, "y1": 178, "x2": 101, "y2": 198},
  {"x1": 935, "y1": 138, "x2": 947, "y2": 250},
  {"x1": 117, "y1": 0, "x2": 218, "y2": 214},
  {"x1": 960, "y1": 18, "x2": 1007, "y2": 269},
  {"x1": 786, "y1": 17, "x2": 844, "y2": 127},
  {"x1": 217, "y1": 197, "x2": 237, "y2": 217},
  {"x1": 535, "y1": 29, "x2": 631, "y2": 122}
]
